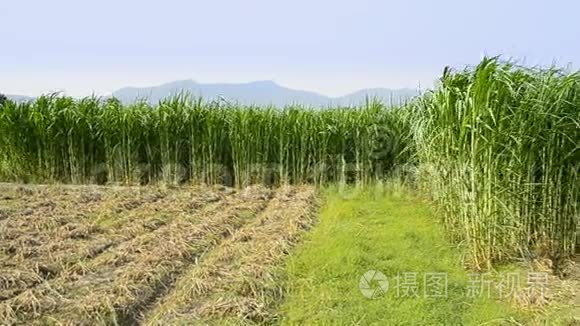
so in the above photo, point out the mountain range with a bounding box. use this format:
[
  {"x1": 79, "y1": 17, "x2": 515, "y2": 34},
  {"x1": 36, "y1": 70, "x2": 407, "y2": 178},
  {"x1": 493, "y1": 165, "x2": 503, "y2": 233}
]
[
  {"x1": 5, "y1": 94, "x2": 35, "y2": 102},
  {"x1": 6, "y1": 80, "x2": 420, "y2": 107}
]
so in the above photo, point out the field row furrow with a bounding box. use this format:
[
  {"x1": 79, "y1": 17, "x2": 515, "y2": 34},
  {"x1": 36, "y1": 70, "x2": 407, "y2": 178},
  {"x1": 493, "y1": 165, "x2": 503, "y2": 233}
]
[
  {"x1": 0, "y1": 186, "x2": 272, "y2": 325},
  {"x1": 144, "y1": 185, "x2": 318, "y2": 325},
  {"x1": 0, "y1": 185, "x2": 170, "y2": 243},
  {"x1": 0, "y1": 186, "x2": 222, "y2": 302}
]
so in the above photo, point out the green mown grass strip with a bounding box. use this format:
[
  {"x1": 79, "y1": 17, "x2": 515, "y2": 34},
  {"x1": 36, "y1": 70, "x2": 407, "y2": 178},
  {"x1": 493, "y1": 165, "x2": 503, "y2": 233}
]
[{"x1": 280, "y1": 186, "x2": 528, "y2": 325}]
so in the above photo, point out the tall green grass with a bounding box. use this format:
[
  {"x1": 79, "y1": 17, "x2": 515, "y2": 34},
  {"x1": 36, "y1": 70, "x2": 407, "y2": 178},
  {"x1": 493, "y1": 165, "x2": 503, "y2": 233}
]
[
  {"x1": 0, "y1": 96, "x2": 409, "y2": 187},
  {"x1": 0, "y1": 58, "x2": 577, "y2": 268},
  {"x1": 414, "y1": 58, "x2": 579, "y2": 268}
]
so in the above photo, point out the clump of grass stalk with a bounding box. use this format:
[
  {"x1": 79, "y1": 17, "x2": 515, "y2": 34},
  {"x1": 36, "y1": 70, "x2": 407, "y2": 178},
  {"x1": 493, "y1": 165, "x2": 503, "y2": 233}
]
[
  {"x1": 414, "y1": 57, "x2": 579, "y2": 268},
  {"x1": 0, "y1": 96, "x2": 408, "y2": 187}
]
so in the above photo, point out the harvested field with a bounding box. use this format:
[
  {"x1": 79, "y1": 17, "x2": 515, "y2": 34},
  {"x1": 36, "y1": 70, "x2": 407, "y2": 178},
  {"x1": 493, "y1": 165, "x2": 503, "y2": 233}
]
[
  {"x1": 0, "y1": 183, "x2": 318, "y2": 325},
  {"x1": 144, "y1": 186, "x2": 317, "y2": 325}
]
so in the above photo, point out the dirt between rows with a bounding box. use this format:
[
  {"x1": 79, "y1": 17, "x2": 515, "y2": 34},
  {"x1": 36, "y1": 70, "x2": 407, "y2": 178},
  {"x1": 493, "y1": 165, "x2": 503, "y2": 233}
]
[{"x1": 0, "y1": 183, "x2": 318, "y2": 325}]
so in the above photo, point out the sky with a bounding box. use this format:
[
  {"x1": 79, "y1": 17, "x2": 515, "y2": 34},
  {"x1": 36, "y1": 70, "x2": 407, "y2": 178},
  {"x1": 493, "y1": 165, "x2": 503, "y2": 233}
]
[{"x1": 1, "y1": 0, "x2": 579, "y2": 97}]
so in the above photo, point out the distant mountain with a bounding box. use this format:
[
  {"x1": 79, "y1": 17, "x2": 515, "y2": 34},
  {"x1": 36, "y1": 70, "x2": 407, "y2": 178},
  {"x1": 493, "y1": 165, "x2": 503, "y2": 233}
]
[
  {"x1": 5, "y1": 81, "x2": 420, "y2": 107},
  {"x1": 6, "y1": 94, "x2": 35, "y2": 102},
  {"x1": 112, "y1": 80, "x2": 419, "y2": 107}
]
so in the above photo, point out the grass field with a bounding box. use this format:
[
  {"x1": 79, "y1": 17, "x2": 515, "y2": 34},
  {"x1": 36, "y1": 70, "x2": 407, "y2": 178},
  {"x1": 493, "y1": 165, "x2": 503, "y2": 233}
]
[
  {"x1": 0, "y1": 183, "x2": 317, "y2": 324},
  {"x1": 280, "y1": 187, "x2": 525, "y2": 324},
  {"x1": 1, "y1": 59, "x2": 577, "y2": 270},
  {"x1": 0, "y1": 58, "x2": 578, "y2": 324}
]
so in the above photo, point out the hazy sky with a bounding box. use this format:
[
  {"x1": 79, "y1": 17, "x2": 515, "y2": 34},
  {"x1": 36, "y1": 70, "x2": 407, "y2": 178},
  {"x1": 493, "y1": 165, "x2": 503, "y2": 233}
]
[{"x1": 1, "y1": 0, "x2": 579, "y2": 97}]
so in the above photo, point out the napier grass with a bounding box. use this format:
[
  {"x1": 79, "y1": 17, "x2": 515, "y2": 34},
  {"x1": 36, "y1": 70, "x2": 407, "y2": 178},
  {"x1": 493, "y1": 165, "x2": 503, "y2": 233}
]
[{"x1": 0, "y1": 57, "x2": 577, "y2": 269}]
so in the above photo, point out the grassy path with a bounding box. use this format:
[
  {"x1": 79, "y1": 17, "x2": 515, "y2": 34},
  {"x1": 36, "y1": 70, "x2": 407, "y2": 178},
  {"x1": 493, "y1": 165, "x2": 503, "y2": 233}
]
[{"x1": 280, "y1": 187, "x2": 526, "y2": 325}]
